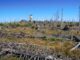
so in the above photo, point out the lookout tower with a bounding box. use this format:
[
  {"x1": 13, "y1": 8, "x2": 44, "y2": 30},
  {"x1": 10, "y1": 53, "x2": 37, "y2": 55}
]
[{"x1": 29, "y1": 14, "x2": 32, "y2": 22}]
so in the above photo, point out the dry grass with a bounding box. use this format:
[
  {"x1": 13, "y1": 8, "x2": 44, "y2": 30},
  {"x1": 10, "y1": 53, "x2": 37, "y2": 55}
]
[
  {"x1": 0, "y1": 37, "x2": 80, "y2": 59},
  {"x1": 0, "y1": 25, "x2": 80, "y2": 59}
]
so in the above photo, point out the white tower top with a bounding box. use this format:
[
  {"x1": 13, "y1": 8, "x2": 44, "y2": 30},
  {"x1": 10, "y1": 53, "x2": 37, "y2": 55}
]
[{"x1": 29, "y1": 14, "x2": 32, "y2": 22}]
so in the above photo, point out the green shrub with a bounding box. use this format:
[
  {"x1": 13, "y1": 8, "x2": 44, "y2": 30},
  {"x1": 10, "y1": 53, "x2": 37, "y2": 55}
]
[
  {"x1": 41, "y1": 36, "x2": 47, "y2": 40},
  {"x1": 48, "y1": 37, "x2": 63, "y2": 41},
  {"x1": 0, "y1": 23, "x2": 5, "y2": 26},
  {"x1": 25, "y1": 23, "x2": 32, "y2": 27},
  {"x1": 49, "y1": 37, "x2": 56, "y2": 41}
]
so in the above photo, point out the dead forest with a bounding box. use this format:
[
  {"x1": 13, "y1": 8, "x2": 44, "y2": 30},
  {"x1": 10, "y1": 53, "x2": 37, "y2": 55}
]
[{"x1": 0, "y1": 19, "x2": 79, "y2": 60}]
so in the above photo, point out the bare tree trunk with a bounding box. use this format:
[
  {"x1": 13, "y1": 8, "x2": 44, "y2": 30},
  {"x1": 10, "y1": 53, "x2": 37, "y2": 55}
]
[{"x1": 70, "y1": 42, "x2": 80, "y2": 51}]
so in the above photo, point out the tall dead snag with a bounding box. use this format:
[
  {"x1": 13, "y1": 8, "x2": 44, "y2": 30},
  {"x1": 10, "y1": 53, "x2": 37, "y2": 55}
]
[
  {"x1": 79, "y1": 6, "x2": 80, "y2": 30},
  {"x1": 61, "y1": 8, "x2": 63, "y2": 29}
]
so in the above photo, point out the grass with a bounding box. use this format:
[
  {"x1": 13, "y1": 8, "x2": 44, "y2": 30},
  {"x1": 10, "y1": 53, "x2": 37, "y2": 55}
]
[
  {"x1": 0, "y1": 55, "x2": 20, "y2": 60},
  {"x1": 0, "y1": 22, "x2": 80, "y2": 59},
  {"x1": 0, "y1": 37, "x2": 80, "y2": 59}
]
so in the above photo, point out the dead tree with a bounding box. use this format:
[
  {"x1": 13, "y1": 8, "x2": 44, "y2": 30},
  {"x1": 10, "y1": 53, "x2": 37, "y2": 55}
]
[
  {"x1": 70, "y1": 42, "x2": 80, "y2": 51},
  {"x1": 61, "y1": 8, "x2": 63, "y2": 29},
  {"x1": 79, "y1": 6, "x2": 80, "y2": 30}
]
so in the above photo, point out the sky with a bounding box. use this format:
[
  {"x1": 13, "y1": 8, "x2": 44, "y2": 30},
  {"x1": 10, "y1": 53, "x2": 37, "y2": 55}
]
[{"x1": 0, "y1": 0, "x2": 80, "y2": 22}]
